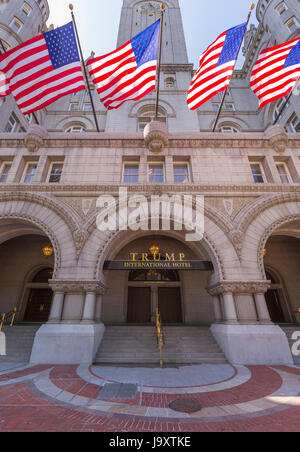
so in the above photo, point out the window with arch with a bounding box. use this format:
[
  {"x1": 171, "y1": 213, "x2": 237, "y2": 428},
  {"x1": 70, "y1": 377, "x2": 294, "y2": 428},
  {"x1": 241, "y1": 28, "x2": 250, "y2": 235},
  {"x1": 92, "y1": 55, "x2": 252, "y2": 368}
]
[
  {"x1": 219, "y1": 125, "x2": 240, "y2": 133},
  {"x1": 137, "y1": 105, "x2": 167, "y2": 132},
  {"x1": 65, "y1": 125, "x2": 87, "y2": 133}
]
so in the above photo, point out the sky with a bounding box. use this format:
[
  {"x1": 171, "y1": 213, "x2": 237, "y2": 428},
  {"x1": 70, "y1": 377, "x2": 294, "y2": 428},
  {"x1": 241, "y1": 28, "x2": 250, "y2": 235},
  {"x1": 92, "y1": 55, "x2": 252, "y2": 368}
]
[{"x1": 47, "y1": 0, "x2": 259, "y2": 68}]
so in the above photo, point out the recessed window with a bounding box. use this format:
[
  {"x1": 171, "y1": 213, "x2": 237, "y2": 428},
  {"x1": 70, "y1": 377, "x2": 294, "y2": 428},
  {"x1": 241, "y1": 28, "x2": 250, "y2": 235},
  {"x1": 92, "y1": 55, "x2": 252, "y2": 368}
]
[
  {"x1": 212, "y1": 103, "x2": 220, "y2": 112},
  {"x1": 83, "y1": 103, "x2": 92, "y2": 111},
  {"x1": 22, "y1": 2, "x2": 32, "y2": 16},
  {"x1": 285, "y1": 16, "x2": 300, "y2": 31},
  {"x1": 10, "y1": 17, "x2": 23, "y2": 33},
  {"x1": 65, "y1": 125, "x2": 86, "y2": 133},
  {"x1": 148, "y1": 164, "x2": 164, "y2": 183},
  {"x1": 275, "y1": 1, "x2": 287, "y2": 15},
  {"x1": 250, "y1": 163, "x2": 265, "y2": 184},
  {"x1": 123, "y1": 164, "x2": 139, "y2": 183},
  {"x1": 225, "y1": 103, "x2": 235, "y2": 112},
  {"x1": 0, "y1": 163, "x2": 12, "y2": 183},
  {"x1": 48, "y1": 163, "x2": 63, "y2": 183},
  {"x1": 174, "y1": 164, "x2": 190, "y2": 184},
  {"x1": 276, "y1": 163, "x2": 291, "y2": 184},
  {"x1": 4, "y1": 113, "x2": 19, "y2": 133},
  {"x1": 23, "y1": 163, "x2": 38, "y2": 183},
  {"x1": 287, "y1": 113, "x2": 300, "y2": 133},
  {"x1": 220, "y1": 126, "x2": 239, "y2": 133},
  {"x1": 273, "y1": 96, "x2": 289, "y2": 121},
  {"x1": 69, "y1": 103, "x2": 80, "y2": 111}
]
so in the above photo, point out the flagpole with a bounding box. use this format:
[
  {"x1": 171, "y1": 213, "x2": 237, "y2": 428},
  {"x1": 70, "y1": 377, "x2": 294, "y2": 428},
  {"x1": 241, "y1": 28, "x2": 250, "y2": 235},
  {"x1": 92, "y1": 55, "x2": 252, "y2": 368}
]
[
  {"x1": 0, "y1": 37, "x2": 40, "y2": 125},
  {"x1": 273, "y1": 86, "x2": 297, "y2": 125},
  {"x1": 155, "y1": 3, "x2": 165, "y2": 120},
  {"x1": 69, "y1": 4, "x2": 100, "y2": 132},
  {"x1": 212, "y1": 4, "x2": 255, "y2": 132}
]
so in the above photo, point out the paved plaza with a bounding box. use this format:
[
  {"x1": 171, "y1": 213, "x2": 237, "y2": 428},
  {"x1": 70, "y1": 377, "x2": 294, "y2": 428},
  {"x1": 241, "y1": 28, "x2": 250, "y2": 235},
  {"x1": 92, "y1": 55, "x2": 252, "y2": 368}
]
[{"x1": 0, "y1": 363, "x2": 299, "y2": 432}]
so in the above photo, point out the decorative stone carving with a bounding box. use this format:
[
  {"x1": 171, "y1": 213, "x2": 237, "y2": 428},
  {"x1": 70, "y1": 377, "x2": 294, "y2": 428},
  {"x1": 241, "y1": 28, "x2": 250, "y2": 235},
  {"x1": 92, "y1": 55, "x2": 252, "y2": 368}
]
[
  {"x1": 144, "y1": 120, "x2": 169, "y2": 153},
  {"x1": 49, "y1": 280, "x2": 106, "y2": 295},
  {"x1": 230, "y1": 229, "x2": 244, "y2": 260},
  {"x1": 208, "y1": 280, "x2": 271, "y2": 296},
  {"x1": 24, "y1": 124, "x2": 48, "y2": 153},
  {"x1": 265, "y1": 125, "x2": 288, "y2": 154},
  {"x1": 73, "y1": 229, "x2": 88, "y2": 259}
]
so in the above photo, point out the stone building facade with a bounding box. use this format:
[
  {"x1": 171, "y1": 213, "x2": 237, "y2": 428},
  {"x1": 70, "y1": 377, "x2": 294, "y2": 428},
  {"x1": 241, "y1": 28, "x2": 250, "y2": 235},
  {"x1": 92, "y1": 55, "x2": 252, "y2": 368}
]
[{"x1": 0, "y1": 0, "x2": 299, "y2": 365}]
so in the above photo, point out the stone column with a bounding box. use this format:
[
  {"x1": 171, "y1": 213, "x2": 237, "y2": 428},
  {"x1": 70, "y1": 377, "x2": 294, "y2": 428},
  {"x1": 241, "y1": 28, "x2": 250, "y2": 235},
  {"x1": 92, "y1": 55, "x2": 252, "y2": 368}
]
[
  {"x1": 254, "y1": 293, "x2": 273, "y2": 324},
  {"x1": 48, "y1": 291, "x2": 64, "y2": 324},
  {"x1": 95, "y1": 294, "x2": 103, "y2": 323},
  {"x1": 222, "y1": 292, "x2": 239, "y2": 324},
  {"x1": 81, "y1": 291, "x2": 96, "y2": 324},
  {"x1": 235, "y1": 293, "x2": 259, "y2": 324},
  {"x1": 212, "y1": 295, "x2": 222, "y2": 323}
]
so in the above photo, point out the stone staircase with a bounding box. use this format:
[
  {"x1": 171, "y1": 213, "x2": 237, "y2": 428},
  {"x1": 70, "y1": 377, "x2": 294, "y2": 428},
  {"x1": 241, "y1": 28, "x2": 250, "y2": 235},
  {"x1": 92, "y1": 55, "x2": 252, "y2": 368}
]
[
  {"x1": 0, "y1": 324, "x2": 41, "y2": 363},
  {"x1": 95, "y1": 325, "x2": 227, "y2": 365},
  {"x1": 280, "y1": 325, "x2": 300, "y2": 366}
]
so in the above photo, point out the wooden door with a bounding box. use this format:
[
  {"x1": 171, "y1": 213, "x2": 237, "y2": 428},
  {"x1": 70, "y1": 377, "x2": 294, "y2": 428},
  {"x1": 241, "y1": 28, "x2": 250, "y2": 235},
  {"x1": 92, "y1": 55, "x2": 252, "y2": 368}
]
[
  {"x1": 265, "y1": 289, "x2": 285, "y2": 323},
  {"x1": 158, "y1": 287, "x2": 182, "y2": 324},
  {"x1": 127, "y1": 287, "x2": 151, "y2": 323},
  {"x1": 24, "y1": 289, "x2": 53, "y2": 322}
]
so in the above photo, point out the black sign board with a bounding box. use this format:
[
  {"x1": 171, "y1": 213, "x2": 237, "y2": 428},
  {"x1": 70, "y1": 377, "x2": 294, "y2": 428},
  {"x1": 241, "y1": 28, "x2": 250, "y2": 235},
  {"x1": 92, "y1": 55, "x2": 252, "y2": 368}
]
[{"x1": 104, "y1": 261, "x2": 214, "y2": 271}]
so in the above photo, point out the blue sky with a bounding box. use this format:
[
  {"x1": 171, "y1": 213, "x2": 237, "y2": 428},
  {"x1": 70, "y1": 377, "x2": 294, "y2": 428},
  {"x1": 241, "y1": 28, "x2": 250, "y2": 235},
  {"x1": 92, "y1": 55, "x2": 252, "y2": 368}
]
[{"x1": 48, "y1": 0, "x2": 259, "y2": 68}]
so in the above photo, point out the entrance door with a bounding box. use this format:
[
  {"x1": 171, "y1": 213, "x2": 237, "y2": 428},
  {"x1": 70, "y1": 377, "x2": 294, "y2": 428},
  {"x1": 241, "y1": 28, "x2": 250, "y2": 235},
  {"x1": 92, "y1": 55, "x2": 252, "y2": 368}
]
[
  {"x1": 158, "y1": 287, "x2": 182, "y2": 324},
  {"x1": 127, "y1": 287, "x2": 151, "y2": 323},
  {"x1": 24, "y1": 288, "x2": 53, "y2": 322},
  {"x1": 265, "y1": 289, "x2": 285, "y2": 323}
]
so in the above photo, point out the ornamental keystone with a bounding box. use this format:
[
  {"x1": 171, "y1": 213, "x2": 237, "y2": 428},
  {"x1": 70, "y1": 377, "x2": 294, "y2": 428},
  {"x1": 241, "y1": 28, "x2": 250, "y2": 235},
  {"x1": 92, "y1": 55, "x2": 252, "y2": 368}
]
[
  {"x1": 144, "y1": 120, "x2": 169, "y2": 154},
  {"x1": 24, "y1": 124, "x2": 48, "y2": 153},
  {"x1": 265, "y1": 124, "x2": 288, "y2": 154}
]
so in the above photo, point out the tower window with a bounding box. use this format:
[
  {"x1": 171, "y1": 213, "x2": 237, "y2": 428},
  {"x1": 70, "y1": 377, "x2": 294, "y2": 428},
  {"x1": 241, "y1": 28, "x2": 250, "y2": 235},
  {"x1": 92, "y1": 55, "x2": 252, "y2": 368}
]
[
  {"x1": 10, "y1": 17, "x2": 24, "y2": 34},
  {"x1": 123, "y1": 164, "x2": 139, "y2": 183},
  {"x1": 285, "y1": 16, "x2": 300, "y2": 32},
  {"x1": 48, "y1": 163, "x2": 64, "y2": 183},
  {"x1": 173, "y1": 164, "x2": 190, "y2": 184},
  {"x1": 23, "y1": 163, "x2": 38, "y2": 183},
  {"x1": 276, "y1": 163, "x2": 291, "y2": 184},
  {"x1": 275, "y1": 1, "x2": 287, "y2": 15},
  {"x1": 148, "y1": 164, "x2": 164, "y2": 184},
  {"x1": 4, "y1": 113, "x2": 19, "y2": 133},
  {"x1": 287, "y1": 113, "x2": 300, "y2": 133},
  {"x1": 250, "y1": 163, "x2": 265, "y2": 184},
  {"x1": 22, "y1": 2, "x2": 32, "y2": 16}
]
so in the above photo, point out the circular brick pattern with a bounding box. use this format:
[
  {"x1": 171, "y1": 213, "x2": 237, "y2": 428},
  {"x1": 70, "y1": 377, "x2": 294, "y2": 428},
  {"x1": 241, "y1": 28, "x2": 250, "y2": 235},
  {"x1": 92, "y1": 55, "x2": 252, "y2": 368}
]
[{"x1": 169, "y1": 399, "x2": 202, "y2": 413}]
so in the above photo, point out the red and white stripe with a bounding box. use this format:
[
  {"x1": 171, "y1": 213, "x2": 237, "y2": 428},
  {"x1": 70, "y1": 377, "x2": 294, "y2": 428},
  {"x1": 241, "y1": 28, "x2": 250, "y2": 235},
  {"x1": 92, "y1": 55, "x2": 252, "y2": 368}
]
[
  {"x1": 251, "y1": 37, "x2": 300, "y2": 109},
  {"x1": 187, "y1": 31, "x2": 235, "y2": 110},
  {"x1": 0, "y1": 34, "x2": 85, "y2": 114},
  {"x1": 87, "y1": 41, "x2": 157, "y2": 110}
]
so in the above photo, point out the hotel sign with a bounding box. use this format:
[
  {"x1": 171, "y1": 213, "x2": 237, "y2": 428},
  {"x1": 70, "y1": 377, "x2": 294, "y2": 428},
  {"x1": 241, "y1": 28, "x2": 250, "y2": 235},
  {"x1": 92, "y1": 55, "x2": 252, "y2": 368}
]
[{"x1": 104, "y1": 260, "x2": 214, "y2": 271}]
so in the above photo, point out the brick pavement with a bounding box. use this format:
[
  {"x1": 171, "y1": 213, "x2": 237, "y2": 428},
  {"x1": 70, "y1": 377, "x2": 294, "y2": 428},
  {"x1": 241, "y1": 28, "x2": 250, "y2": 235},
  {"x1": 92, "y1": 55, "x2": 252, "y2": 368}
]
[{"x1": 0, "y1": 363, "x2": 299, "y2": 432}]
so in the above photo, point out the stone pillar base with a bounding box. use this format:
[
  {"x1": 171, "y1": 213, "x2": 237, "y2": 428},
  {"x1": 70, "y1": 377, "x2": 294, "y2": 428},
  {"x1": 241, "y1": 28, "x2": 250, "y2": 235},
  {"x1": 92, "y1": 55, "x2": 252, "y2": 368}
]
[
  {"x1": 30, "y1": 324, "x2": 105, "y2": 365},
  {"x1": 0, "y1": 332, "x2": 6, "y2": 356},
  {"x1": 211, "y1": 323, "x2": 293, "y2": 365}
]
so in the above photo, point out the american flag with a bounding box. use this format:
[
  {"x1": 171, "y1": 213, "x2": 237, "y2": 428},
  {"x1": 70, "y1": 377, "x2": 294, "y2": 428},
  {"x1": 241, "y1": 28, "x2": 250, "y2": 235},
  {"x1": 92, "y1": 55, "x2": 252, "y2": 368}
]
[
  {"x1": 250, "y1": 38, "x2": 300, "y2": 109},
  {"x1": 0, "y1": 22, "x2": 85, "y2": 114},
  {"x1": 187, "y1": 23, "x2": 247, "y2": 110},
  {"x1": 87, "y1": 20, "x2": 160, "y2": 110}
]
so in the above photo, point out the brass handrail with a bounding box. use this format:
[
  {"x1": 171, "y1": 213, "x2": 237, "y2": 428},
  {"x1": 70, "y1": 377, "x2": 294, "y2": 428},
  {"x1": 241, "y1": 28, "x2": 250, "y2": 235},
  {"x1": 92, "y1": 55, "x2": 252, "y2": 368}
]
[
  {"x1": 0, "y1": 308, "x2": 18, "y2": 332},
  {"x1": 155, "y1": 308, "x2": 164, "y2": 368}
]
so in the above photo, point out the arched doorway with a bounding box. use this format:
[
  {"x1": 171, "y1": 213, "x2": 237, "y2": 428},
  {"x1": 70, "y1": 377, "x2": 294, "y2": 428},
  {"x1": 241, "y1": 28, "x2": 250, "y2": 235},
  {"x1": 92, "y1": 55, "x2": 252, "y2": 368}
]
[
  {"x1": 128, "y1": 267, "x2": 182, "y2": 324},
  {"x1": 264, "y1": 227, "x2": 300, "y2": 324},
  {"x1": 24, "y1": 267, "x2": 53, "y2": 322},
  {"x1": 0, "y1": 225, "x2": 55, "y2": 322},
  {"x1": 102, "y1": 234, "x2": 215, "y2": 326}
]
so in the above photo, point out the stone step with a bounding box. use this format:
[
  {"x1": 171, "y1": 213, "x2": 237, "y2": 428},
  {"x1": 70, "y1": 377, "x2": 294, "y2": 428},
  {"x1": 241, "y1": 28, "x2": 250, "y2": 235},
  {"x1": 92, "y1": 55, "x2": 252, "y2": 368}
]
[
  {"x1": 96, "y1": 326, "x2": 227, "y2": 365},
  {"x1": 0, "y1": 325, "x2": 40, "y2": 363}
]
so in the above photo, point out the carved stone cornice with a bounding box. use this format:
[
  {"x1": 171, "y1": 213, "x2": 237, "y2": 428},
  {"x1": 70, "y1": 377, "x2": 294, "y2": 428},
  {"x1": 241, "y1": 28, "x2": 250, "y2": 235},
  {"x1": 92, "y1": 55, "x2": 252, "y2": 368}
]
[
  {"x1": 0, "y1": 132, "x2": 299, "y2": 149},
  {"x1": 207, "y1": 280, "x2": 271, "y2": 296},
  {"x1": 144, "y1": 121, "x2": 169, "y2": 153},
  {"x1": 1, "y1": 184, "x2": 300, "y2": 195},
  {"x1": 49, "y1": 280, "x2": 106, "y2": 295},
  {"x1": 265, "y1": 125, "x2": 288, "y2": 154}
]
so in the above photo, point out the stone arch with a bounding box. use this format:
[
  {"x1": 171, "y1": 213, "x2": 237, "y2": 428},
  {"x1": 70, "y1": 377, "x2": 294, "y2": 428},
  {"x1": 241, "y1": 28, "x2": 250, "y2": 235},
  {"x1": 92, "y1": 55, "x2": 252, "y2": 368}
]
[
  {"x1": 78, "y1": 196, "x2": 240, "y2": 282},
  {"x1": 240, "y1": 195, "x2": 300, "y2": 279},
  {"x1": 129, "y1": 98, "x2": 176, "y2": 118},
  {"x1": 0, "y1": 195, "x2": 78, "y2": 278}
]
